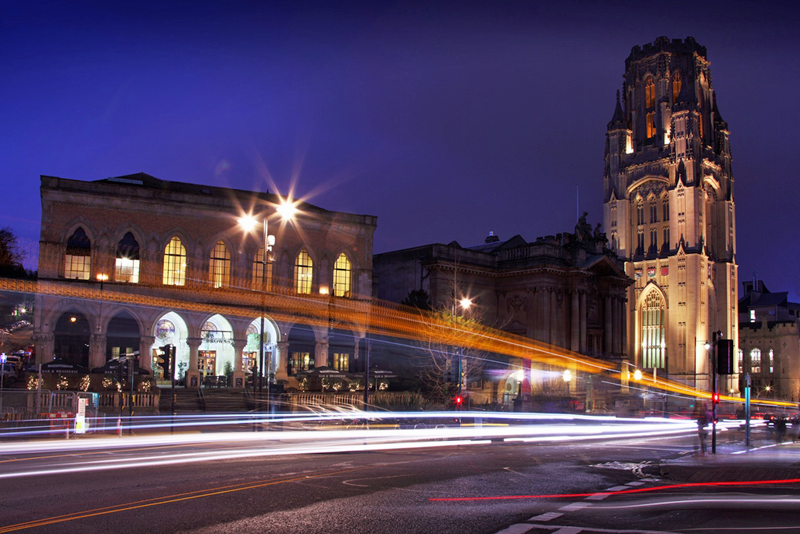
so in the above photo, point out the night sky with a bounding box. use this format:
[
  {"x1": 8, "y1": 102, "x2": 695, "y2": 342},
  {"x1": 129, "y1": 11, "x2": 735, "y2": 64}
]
[{"x1": 3, "y1": 1, "x2": 799, "y2": 301}]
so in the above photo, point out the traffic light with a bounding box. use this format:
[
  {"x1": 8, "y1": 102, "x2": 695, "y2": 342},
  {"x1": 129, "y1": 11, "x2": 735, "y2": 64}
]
[
  {"x1": 454, "y1": 395, "x2": 463, "y2": 409},
  {"x1": 717, "y1": 339, "x2": 735, "y2": 375},
  {"x1": 157, "y1": 345, "x2": 172, "y2": 380},
  {"x1": 712, "y1": 392, "x2": 720, "y2": 404}
]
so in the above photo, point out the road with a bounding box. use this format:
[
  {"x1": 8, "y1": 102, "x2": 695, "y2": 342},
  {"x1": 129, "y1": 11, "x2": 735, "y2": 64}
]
[{"x1": 2, "y1": 420, "x2": 798, "y2": 534}]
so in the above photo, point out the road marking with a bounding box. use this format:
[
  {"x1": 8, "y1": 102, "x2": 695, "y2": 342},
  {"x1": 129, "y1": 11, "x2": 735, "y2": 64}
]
[
  {"x1": 552, "y1": 527, "x2": 582, "y2": 534},
  {"x1": 585, "y1": 493, "x2": 611, "y2": 501},
  {"x1": 559, "y1": 502, "x2": 592, "y2": 511},
  {"x1": 606, "y1": 486, "x2": 630, "y2": 491},
  {"x1": 494, "y1": 524, "x2": 534, "y2": 534},
  {"x1": 529, "y1": 512, "x2": 563, "y2": 521},
  {"x1": 626, "y1": 481, "x2": 645, "y2": 486}
]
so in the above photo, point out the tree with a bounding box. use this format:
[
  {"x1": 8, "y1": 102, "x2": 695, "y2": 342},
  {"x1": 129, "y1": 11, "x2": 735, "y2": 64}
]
[
  {"x1": 400, "y1": 289, "x2": 431, "y2": 311},
  {"x1": 0, "y1": 227, "x2": 28, "y2": 278}
]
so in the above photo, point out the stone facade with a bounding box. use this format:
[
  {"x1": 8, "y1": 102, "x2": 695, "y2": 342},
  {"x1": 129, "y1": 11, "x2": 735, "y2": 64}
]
[
  {"x1": 34, "y1": 173, "x2": 377, "y2": 389},
  {"x1": 603, "y1": 37, "x2": 738, "y2": 391},
  {"x1": 373, "y1": 218, "x2": 631, "y2": 406},
  {"x1": 737, "y1": 280, "x2": 800, "y2": 401}
]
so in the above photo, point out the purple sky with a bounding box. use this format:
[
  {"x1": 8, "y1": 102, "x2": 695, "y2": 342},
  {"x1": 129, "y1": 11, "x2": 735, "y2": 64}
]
[{"x1": 3, "y1": 1, "x2": 799, "y2": 301}]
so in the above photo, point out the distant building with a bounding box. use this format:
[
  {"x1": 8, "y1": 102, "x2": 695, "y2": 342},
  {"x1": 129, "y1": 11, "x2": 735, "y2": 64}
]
[
  {"x1": 373, "y1": 217, "x2": 631, "y2": 407},
  {"x1": 34, "y1": 173, "x2": 377, "y2": 389},
  {"x1": 737, "y1": 280, "x2": 800, "y2": 401},
  {"x1": 603, "y1": 37, "x2": 738, "y2": 392}
]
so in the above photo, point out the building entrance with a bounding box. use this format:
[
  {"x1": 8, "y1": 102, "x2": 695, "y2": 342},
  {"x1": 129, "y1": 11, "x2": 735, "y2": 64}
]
[{"x1": 199, "y1": 351, "x2": 216, "y2": 378}]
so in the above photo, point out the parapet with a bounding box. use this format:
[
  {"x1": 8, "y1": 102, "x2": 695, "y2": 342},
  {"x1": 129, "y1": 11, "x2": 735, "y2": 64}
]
[{"x1": 626, "y1": 36, "x2": 707, "y2": 66}]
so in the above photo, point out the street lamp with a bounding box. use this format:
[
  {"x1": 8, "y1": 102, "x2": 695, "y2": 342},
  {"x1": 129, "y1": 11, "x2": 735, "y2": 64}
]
[
  {"x1": 239, "y1": 199, "x2": 297, "y2": 403},
  {"x1": 453, "y1": 297, "x2": 472, "y2": 398}
]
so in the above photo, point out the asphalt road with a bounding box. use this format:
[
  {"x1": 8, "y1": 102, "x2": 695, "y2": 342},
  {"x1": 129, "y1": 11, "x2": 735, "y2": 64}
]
[{"x1": 1, "y1": 430, "x2": 798, "y2": 534}]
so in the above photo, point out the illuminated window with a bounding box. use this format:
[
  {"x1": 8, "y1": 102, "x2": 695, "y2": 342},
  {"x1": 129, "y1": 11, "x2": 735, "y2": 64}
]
[
  {"x1": 332, "y1": 352, "x2": 349, "y2": 372},
  {"x1": 290, "y1": 352, "x2": 312, "y2": 373},
  {"x1": 294, "y1": 249, "x2": 313, "y2": 294},
  {"x1": 646, "y1": 112, "x2": 656, "y2": 139},
  {"x1": 645, "y1": 77, "x2": 655, "y2": 109},
  {"x1": 252, "y1": 246, "x2": 273, "y2": 291},
  {"x1": 115, "y1": 232, "x2": 140, "y2": 283},
  {"x1": 333, "y1": 253, "x2": 352, "y2": 297},
  {"x1": 163, "y1": 236, "x2": 186, "y2": 286},
  {"x1": 750, "y1": 310, "x2": 756, "y2": 322},
  {"x1": 738, "y1": 349, "x2": 744, "y2": 373},
  {"x1": 209, "y1": 241, "x2": 230, "y2": 288},
  {"x1": 65, "y1": 228, "x2": 91, "y2": 280},
  {"x1": 750, "y1": 348, "x2": 761, "y2": 374},
  {"x1": 640, "y1": 291, "x2": 665, "y2": 369},
  {"x1": 672, "y1": 71, "x2": 682, "y2": 102},
  {"x1": 769, "y1": 349, "x2": 774, "y2": 374}
]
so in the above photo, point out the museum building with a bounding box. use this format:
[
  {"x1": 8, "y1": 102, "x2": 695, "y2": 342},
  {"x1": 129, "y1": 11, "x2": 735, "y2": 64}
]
[{"x1": 33, "y1": 173, "x2": 377, "y2": 389}]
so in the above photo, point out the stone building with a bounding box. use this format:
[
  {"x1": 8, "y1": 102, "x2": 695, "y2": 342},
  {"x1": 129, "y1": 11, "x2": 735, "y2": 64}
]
[
  {"x1": 373, "y1": 217, "x2": 631, "y2": 406},
  {"x1": 737, "y1": 280, "x2": 800, "y2": 401},
  {"x1": 603, "y1": 37, "x2": 738, "y2": 391},
  {"x1": 34, "y1": 173, "x2": 377, "y2": 389}
]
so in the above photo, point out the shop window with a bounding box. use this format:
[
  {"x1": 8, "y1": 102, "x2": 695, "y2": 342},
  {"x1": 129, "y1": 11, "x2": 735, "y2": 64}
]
[{"x1": 332, "y1": 352, "x2": 349, "y2": 372}]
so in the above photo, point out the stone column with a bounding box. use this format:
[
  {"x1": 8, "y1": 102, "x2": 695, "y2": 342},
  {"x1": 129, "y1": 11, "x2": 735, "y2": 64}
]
[
  {"x1": 185, "y1": 337, "x2": 202, "y2": 389},
  {"x1": 604, "y1": 296, "x2": 613, "y2": 355},
  {"x1": 579, "y1": 291, "x2": 587, "y2": 354},
  {"x1": 89, "y1": 333, "x2": 106, "y2": 369},
  {"x1": 139, "y1": 335, "x2": 155, "y2": 372},
  {"x1": 570, "y1": 291, "x2": 580, "y2": 352},
  {"x1": 275, "y1": 341, "x2": 290, "y2": 381},
  {"x1": 315, "y1": 341, "x2": 329, "y2": 369},
  {"x1": 232, "y1": 338, "x2": 247, "y2": 389},
  {"x1": 34, "y1": 333, "x2": 54, "y2": 365}
]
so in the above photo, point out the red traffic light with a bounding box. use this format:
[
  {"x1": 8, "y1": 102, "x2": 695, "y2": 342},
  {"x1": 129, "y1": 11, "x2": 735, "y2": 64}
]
[
  {"x1": 455, "y1": 395, "x2": 463, "y2": 406},
  {"x1": 712, "y1": 393, "x2": 720, "y2": 404}
]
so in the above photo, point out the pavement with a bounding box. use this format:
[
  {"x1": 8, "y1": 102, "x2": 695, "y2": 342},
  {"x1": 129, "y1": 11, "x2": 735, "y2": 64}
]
[{"x1": 654, "y1": 430, "x2": 800, "y2": 483}]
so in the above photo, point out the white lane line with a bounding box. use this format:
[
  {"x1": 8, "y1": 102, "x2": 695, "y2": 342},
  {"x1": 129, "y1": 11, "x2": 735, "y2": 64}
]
[
  {"x1": 606, "y1": 486, "x2": 630, "y2": 491},
  {"x1": 585, "y1": 493, "x2": 611, "y2": 501},
  {"x1": 552, "y1": 527, "x2": 583, "y2": 534},
  {"x1": 626, "y1": 481, "x2": 645, "y2": 486},
  {"x1": 529, "y1": 512, "x2": 563, "y2": 521},
  {"x1": 494, "y1": 524, "x2": 534, "y2": 534},
  {"x1": 559, "y1": 502, "x2": 593, "y2": 511}
]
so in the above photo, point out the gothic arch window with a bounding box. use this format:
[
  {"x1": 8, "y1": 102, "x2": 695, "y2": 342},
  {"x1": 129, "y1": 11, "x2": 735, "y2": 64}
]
[
  {"x1": 115, "y1": 232, "x2": 140, "y2": 283},
  {"x1": 209, "y1": 241, "x2": 230, "y2": 288},
  {"x1": 750, "y1": 348, "x2": 761, "y2": 374},
  {"x1": 649, "y1": 229, "x2": 658, "y2": 254},
  {"x1": 663, "y1": 197, "x2": 670, "y2": 221},
  {"x1": 333, "y1": 252, "x2": 352, "y2": 298},
  {"x1": 672, "y1": 71, "x2": 682, "y2": 102},
  {"x1": 649, "y1": 201, "x2": 658, "y2": 223},
  {"x1": 645, "y1": 77, "x2": 656, "y2": 139},
  {"x1": 252, "y1": 246, "x2": 273, "y2": 291},
  {"x1": 663, "y1": 227, "x2": 670, "y2": 252},
  {"x1": 294, "y1": 249, "x2": 313, "y2": 294},
  {"x1": 637, "y1": 201, "x2": 644, "y2": 226},
  {"x1": 163, "y1": 236, "x2": 186, "y2": 286},
  {"x1": 738, "y1": 349, "x2": 744, "y2": 373},
  {"x1": 640, "y1": 291, "x2": 665, "y2": 369},
  {"x1": 65, "y1": 227, "x2": 91, "y2": 280}
]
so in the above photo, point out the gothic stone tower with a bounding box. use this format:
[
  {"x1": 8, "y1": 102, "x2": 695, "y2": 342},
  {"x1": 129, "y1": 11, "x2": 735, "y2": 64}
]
[{"x1": 603, "y1": 37, "x2": 738, "y2": 392}]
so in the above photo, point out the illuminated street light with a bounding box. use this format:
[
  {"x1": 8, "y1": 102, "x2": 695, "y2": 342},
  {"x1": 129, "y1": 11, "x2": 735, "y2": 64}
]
[
  {"x1": 633, "y1": 369, "x2": 643, "y2": 381},
  {"x1": 563, "y1": 369, "x2": 572, "y2": 395},
  {"x1": 459, "y1": 298, "x2": 472, "y2": 310}
]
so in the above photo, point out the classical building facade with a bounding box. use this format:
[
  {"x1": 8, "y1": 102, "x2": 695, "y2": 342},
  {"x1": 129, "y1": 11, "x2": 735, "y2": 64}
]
[
  {"x1": 34, "y1": 173, "x2": 377, "y2": 388},
  {"x1": 373, "y1": 218, "x2": 631, "y2": 406},
  {"x1": 603, "y1": 37, "x2": 738, "y2": 391},
  {"x1": 737, "y1": 280, "x2": 800, "y2": 401}
]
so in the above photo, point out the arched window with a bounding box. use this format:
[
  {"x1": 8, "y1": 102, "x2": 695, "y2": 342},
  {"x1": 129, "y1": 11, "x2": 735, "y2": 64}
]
[
  {"x1": 750, "y1": 348, "x2": 761, "y2": 374},
  {"x1": 163, "y1": 236, "x2": 186, "y2": 286},
  {"x1": 209, "y1": 241, "x2": 230, "y2": 288},
  {"x1": 737, "y1": 349, "x2": 744, "y2": 373},
  {"x1": 65, "y1": 227, "x2": 91, "y2": 280},
  {"x1": 663, "y1": 198, "x2": 669, "y2": 221},
  {"x1": 663, "y1": 227, "x2": 670, "y2": 251},
  {"x1": 294, "y1": 249, "x2": 313, "y2": 294},
  {"x1": 640, "y1": 291, "x2": 665, "y2": 369},
  {"x1": 645, "y1": 77, "x2": 656, "y2": 139},
  {"x1": 637, "y1": 201, "x2": 644, "y2": 225},
  {"x1": 252, "y1": 246, "x2": 273, "y2": 291},
  {"x1": 115, "y1": 232, "x2": 140, "y2": 283},
  {"x1": 649, "y1": 201, "x2": 658, "y2": 223},
  {"x1": 769, "y1": 348, "x2": 774, "y2": 374},
  {"x1": 672, "y1": 71, "x2": 682, "y2": 102},
  {"x1": 333, "y1": 253, "x2": 352, "y2": 298}
]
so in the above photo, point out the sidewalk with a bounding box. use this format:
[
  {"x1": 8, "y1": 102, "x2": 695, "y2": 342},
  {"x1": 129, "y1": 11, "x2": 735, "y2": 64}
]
[{"x1": 656, "y1": 436, "x2": 800, "y2": 483}]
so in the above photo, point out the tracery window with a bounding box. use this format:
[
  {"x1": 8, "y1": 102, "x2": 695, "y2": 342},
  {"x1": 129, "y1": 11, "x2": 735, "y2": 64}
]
[
  {"x1": 294, "y1": 249, "x2": 313, "y2": 294},
  {"x1": 750, "y1": 348, "x2": 761, "y2": 374},
  {"x1": 672, "y1": 71, "x2": 682, "y2": 102},
  {"x1": 650, "y1": 202, "x2": 658, "y2": 223},
  {"x1": 115, "y1": 232, "x2": 140, "y2": 283},
  {"x1": 637, "y1": 202, "x2": 644, "y2": 225},
  {"x1": 645, "y1": 77, "x2": 656, "y2": 139},
  {"x1": 209, "y1": 241, "x2": 230, "y2": 289},
  {"x1": 162, "y1": 236, "x2": 186, "y2": 286},
  {"x1": 663, "y1": 198, "x2": 669, "y2": 221},
  {"x1": 663, "y1": 227, "x2": 670, "y2": 251},
  {"x1": 65, "y1": 228, "x2": 91, "y2": 280},
  {"x1": 637, "y1": 231, "x2": 644, "y2": 255},
  {"x1": 640, "y1": 291, "x2": 665, "y2": 369},
  {"x1": 650, "y1": 229, "x2": 658, "y2": 253},
  {"x1": 333, "y1": 253, "x2": 352, "y2": 298}
]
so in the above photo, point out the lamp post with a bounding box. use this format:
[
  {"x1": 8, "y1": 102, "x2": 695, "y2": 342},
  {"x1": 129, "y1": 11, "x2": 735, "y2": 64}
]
[
  {"x1": 239, "y1": 200, "x2": 297, "y2": 411},
  {"x1": 453, "y1": 297, "x2": 472, "y2": 398}
]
